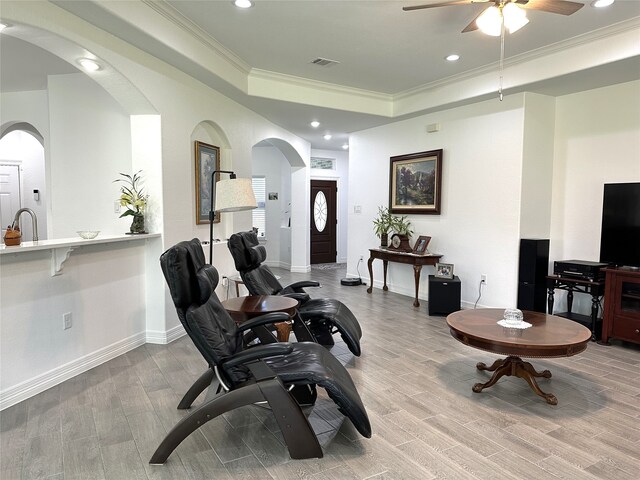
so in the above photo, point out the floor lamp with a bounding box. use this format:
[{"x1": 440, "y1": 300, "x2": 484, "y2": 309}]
[{"x1": 209, "y1": 170, "x2": 257, "y2": 264}]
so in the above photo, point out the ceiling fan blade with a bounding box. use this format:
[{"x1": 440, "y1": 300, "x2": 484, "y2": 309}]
[
  {"x1": 520, "y1": 0, "x2": 585, "y2": 15},
  {"x1": 403, "y1": 1, "x2": 482, "y2": 12}
]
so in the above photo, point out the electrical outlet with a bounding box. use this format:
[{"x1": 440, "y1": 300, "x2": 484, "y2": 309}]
[
  {"x1": 114, "y1": 201, "x2": 121, "y2": 214},
  {"x1": 63, "y1": 312, "x2": 72, "y2": 330},
  {"x1": 481, "y1": 274, "x2": 487, "y2": 285},
  {"x1": 359, "y1": 255, "x2": 364, "y2": 261},
  {"x1": 222, "y1": 276, "x2": 228, "y2": 287}
]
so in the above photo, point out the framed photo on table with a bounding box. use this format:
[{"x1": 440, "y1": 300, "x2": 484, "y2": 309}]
[
  {"x1": 435, "y1": 262, "x2": 454, "y2": 279},
  {"x1": 195, "y1": 141, "x2": 220, "y2": 225},
  {"x1": 413, "y1": 235, "x2": 431, "y2": 254},
  {"x1": 390, "y1": 149, "x2": 443, "y2": 215}
]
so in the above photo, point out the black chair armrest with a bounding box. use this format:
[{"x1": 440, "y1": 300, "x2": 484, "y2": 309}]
[
  {"x1": 223, "y1": 343, "x2": 293, "y2": 369},
  {"x1": 281, "y1": 280, "x2": 321, "y2": 293},
  {"x1": 236, "y1": 312, "x2": 290, "y2": 333},
  {"x1": 282, "y1": 292, "x2": 309, "y2": 304}
]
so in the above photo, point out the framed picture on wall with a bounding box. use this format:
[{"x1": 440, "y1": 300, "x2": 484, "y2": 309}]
[
  {"x1": 195, "y1": 140, "x2": 220, "y2": 225},
  {"x1": 390, "y1": 149, "x2": 443, "y2": 215}
]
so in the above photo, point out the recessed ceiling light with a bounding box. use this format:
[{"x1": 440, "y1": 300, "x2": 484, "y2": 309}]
[
  {"x1": 592, "y1": 0, "x2": 614, "y2": 7},
  {"x1": 310, "y1": 121, "x2": 320, "y2": 128},
  {"x1": 234, "y1": 0, "x2": 253, "y2": 8},
  {"x1": 78, "y1": 58, "x2": 101, "y2": 72},
  {"x1": 342, "y1": 144, "x2": 349, "y2": 150},
  {"x1": 323, "y1": 134, "x2": 332, "y2": 140},
  {"x1": 445, "y1": 54, "x2": 460, "y2": 62}
]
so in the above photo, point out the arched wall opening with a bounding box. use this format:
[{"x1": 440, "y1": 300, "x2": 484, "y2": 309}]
[
  {"x1": 0, "y1": 127, "x2": 46, "y2": 241},
  {"x1": 251, "y1": 137, "x2": 309, "y2": 271},
  {"x1": 0, "y1": 23, "x2": 160, "y2": 239}
]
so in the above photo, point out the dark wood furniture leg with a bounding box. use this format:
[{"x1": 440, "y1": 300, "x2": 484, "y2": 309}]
[
  {"x1": 474, "y1": 356, "x2": 556, "y2": 405},
  {"x1": 547, "y1": 287, "x2": 555, "y2": 314},
  {"x1": 177, "y1": 367, "x2": 216, "y2": 409},
  {"x1": 590, "y1": 296, "x2": 599, "y2": 341},
  {"x1": 412, "y1": 265, "x2": 421, "y2": 307},
  {"x1": 382, "y1": 260, "x2": 389, "y2": 291},
  {"x1": 366, "y1": 256, "x2": 374, "y2": 294}
]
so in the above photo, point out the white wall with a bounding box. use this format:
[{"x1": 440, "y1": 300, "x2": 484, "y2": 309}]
[
  {"x1": 349, "y1": 94, "x2": 526, "y2": 308},
  {"x1": 348, "y1": 82, "x2": 640, "y2": 312},
  {"x1": 48, "y1": 73, "x2": 133, "y2": 238},
  {"x1": 549, "y1": 80, "x2": 640, "y2": 314},
  {"x1": 311, "y1": 148, "x2": 349, "y2": 263},
  {"x1": 0, "y1": 240, "x2": 152, "y2": 408}
]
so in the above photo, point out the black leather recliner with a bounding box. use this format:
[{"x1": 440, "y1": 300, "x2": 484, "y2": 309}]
[
  {"x1": 228, "y1": 231, "x2": 363, "y2": 356},
  {"x1": 150, "y1": 238, "x2": 371, "y2": 464}
]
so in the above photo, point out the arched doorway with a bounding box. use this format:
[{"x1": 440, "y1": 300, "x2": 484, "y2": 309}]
[
  {"x1": 251, "y1": 138, "x2": 307, "y2": 271},
  {"x1": 0, "y1": 127, "x2": 46, "y2": 240}
]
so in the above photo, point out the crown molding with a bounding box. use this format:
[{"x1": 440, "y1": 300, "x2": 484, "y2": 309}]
[
  {"x1": 141, "y1": 0, "x2": 251, "y2": 76},
  {"x1": 249, "y1": 68, "x2": 392, "y2": 103}
]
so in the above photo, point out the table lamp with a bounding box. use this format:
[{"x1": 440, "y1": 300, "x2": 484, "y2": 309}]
[{"x1": 209, "y1": 170, "x2": 257, "y2": 264}]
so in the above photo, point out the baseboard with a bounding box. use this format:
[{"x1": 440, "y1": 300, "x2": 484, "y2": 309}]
[
  {"x1": 264, "y1": 260, "x2": 291, "y2": 270},
  {"x1": 146, "y1": 324, "x2": 186, "y2": 344},
  {"x1": 291, "y1": 264, "x2": 311, "y2": 273},
  {"x1": 0, "y1": 331, "x2": 147, "y2": 411}
]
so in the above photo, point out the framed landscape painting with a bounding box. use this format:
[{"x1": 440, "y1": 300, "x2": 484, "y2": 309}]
[
  {"x1": 195, "y1": 141, "x2": 220, "y2": 225},
  {"x1": 389, "y1": 149, "x2": 442, "y2": 215}
]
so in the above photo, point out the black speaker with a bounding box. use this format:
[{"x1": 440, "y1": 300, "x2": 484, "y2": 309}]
[
  {"x1": 517, "y1": 239, "x2": 549, "y2": 313},
  {"x1": 428, "y1": 275, "x2": 461, "y2": 316}
]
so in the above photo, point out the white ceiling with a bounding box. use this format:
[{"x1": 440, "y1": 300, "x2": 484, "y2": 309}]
[{"x1": 2, "y1": 0, "x2": 640, "y2": 149}]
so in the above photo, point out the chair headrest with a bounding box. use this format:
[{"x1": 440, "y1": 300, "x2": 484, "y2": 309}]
[
  {"x1": 160, "y1": 238, "x2": 219, "y2": 309},
  {"x1": 228, "y1": 231, "x2": 267, "y2": 271}
]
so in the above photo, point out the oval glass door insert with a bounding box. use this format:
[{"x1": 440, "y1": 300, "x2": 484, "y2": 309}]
[{"x1": 314, "y1": 191, "x2": 327, "y2": 232}]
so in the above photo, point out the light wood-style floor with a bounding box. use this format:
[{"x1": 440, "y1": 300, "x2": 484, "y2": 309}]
[{"x1": 2, "y1": 264, "x2": 640, "y2": 479}]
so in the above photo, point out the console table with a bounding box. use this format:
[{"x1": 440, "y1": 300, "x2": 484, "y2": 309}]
[
  {"x1": 367, "y1": 248, "x2": 442, "y2": 307},
  {"x1": 546, "y1": 275, "x2": 605, "y2": 341}
]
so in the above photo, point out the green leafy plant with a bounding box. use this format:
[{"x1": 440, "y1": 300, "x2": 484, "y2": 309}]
[
  {"x1": 392, "y1": 214, "x2": 413, "y2": 236},
  {"x1": 114, "y1": 170, "x2": 148, "y2": 218},
  {"x1": 372, "y1": 206, "x2": 414, "y2": 238},
  {"x1": 372, "y1": 206, "x2": 394, "y2": 237}
]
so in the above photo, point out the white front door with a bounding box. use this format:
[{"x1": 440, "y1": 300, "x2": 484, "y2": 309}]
[{"x1": 0, "y1": 165, "x2": 21, "y2": 239}]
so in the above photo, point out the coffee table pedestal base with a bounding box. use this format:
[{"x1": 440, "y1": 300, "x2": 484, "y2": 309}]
[{"x1": 473, "y1": 356, "x2": 557, "y2": 405}]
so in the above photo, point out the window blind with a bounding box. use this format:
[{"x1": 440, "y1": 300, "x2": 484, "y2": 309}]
[{"x1": 252, "y1": 176, "x2": 266, "y2": 237}]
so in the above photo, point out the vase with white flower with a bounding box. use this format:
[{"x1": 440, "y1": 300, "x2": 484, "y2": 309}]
[{"x1": 114, "y1": 170, "x2": 148, "y2": 234}]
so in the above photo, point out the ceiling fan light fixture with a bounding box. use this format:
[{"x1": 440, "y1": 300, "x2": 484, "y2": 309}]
[
  {"x1": 476, "y1": 6, "x2": 502, "y2": 37},
  {"x1": 503, "y1": 3, "x2": 529, "y2": 34}
]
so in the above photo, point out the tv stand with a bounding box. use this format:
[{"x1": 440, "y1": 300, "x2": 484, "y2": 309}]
[
  {"x1": 600, "y1": 267, "x2": 640, "y2": 345},
  {"x1": 546, "y1": 275, "x2": 604, "y2": 341}
]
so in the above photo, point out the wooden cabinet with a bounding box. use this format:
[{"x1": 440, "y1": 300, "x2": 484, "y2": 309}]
[{"x1": 601, "y1": 267, "x2": 640, "y2": 345}]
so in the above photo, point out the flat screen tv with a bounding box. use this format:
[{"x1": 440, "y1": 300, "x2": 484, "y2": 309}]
[{"x1": 599, "y1": 182, "x2": 640, "y2": 268}]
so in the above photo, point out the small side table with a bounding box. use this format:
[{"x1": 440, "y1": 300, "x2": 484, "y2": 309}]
[
  {"x1": 428, "y1": 275, "x2": 461, "y2": 316},
  {"x1": 221, "y1": 295, "x2": 298, "y2": 341},
  {"x1": 228, "y1": 274, "x2": 280, "y2": 297}
]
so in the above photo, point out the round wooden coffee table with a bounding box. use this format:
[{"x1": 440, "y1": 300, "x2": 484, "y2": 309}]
[
  {"x1": 221, "y1": 295, "x2": 298, "y2": 341},
  {"x1": 446, "y1": 308, "x2": 591, "y2": 405}
]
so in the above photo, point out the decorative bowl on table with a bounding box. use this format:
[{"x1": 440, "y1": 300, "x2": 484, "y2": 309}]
[{"x1": 77, "y1": 231, "x2": 100, "y2": 239}]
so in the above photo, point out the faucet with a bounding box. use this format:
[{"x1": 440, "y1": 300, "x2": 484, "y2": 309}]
[{"x1": 12, "y1": 208, "x2": 39, "y2": 242}]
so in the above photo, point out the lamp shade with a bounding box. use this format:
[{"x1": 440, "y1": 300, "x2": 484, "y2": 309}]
[{"x1": 215, "y1": 178, "x2": 257, "y2": 212}]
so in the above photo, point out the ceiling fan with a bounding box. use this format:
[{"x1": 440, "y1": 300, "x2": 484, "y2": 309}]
[{"x1": 403, "y1": 1, "x2": 585, "y2": 35}]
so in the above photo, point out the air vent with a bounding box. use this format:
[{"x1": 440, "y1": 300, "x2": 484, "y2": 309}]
[{"x1": 310, "y1": 57, "x2": 340, "y2": 67}]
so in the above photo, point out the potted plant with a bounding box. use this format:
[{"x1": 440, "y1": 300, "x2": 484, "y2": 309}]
[
  {"x1": 391, "y1": 214, "x2": 413, "y2": 238},
  {"x1": 372, "y1": 206, "x2": 394, "y2": 247},
  {"x1": 114, "y1": 170, "x2": 148, "y2": 234}
]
